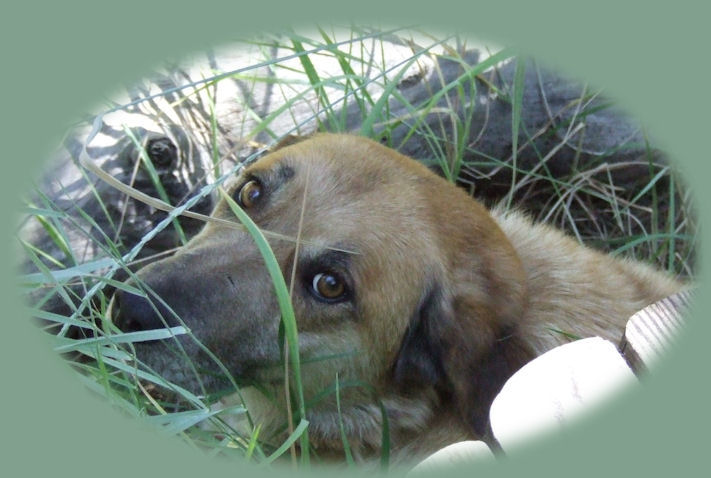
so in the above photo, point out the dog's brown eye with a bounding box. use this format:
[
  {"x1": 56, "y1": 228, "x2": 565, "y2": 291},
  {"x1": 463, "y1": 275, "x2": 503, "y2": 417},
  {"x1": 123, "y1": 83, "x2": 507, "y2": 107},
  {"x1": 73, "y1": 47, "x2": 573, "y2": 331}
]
[
  {"x1": 312, "y1": 272, "x2": 346, "y2": 301},
  {"x1": 237, "y1": 180, "x2": 262, "y2": 208}
]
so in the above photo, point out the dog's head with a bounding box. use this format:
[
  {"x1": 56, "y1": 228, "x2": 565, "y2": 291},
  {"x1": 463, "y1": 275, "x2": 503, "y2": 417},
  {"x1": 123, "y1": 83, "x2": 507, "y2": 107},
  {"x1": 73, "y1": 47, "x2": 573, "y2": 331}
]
[{"x1": 113, "y1": 133, "x2": 531, "y2": 436}]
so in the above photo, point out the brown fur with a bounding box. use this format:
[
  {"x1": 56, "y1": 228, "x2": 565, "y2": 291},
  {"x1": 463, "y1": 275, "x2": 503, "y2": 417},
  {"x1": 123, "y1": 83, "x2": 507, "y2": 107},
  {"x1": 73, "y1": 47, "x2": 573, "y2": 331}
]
[{"x1": 113, "y1": 133, "x2": 683, "y2": 465}]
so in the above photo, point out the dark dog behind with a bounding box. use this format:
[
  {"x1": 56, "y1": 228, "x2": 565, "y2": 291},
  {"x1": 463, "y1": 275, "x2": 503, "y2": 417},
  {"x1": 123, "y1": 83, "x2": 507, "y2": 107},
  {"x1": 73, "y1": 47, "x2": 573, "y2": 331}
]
[{"x1": 112, "y1": 133, "x2": 683, "y2": 464}]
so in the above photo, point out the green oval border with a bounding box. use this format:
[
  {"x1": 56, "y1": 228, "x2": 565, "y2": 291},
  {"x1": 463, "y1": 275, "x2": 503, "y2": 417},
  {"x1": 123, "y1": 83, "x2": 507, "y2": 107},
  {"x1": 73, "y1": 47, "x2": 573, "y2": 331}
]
[{"x1": 2, "y1": 2, "x2": 707, "y2": 478}]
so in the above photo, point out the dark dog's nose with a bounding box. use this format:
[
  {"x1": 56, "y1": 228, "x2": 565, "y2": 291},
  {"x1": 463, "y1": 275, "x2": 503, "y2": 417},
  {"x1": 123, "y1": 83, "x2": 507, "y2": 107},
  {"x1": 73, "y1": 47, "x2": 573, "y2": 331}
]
[{"x1": 113, "y1": 290, "x2": 178, "y2": 333}]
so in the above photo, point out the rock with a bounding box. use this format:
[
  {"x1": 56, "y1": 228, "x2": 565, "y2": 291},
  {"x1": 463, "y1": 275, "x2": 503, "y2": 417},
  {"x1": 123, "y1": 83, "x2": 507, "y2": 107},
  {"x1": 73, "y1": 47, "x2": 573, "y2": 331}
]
[
  {"x1": 489, "y1": 337, "x2": 636, "y2": 452},
  {"x1": 409, "y1": 440, "x2": 494, "y2": 474},
  {"x1": 620, "y1": 289, "x2": 694, "y2": 373}
]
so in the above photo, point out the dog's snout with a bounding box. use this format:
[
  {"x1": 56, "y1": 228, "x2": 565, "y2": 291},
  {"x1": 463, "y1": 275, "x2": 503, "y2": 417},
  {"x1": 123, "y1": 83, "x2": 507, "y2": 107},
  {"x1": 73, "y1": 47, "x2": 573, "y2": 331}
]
[{"x1": 113, "y1": 290, "x2": 177, "y2": 334}]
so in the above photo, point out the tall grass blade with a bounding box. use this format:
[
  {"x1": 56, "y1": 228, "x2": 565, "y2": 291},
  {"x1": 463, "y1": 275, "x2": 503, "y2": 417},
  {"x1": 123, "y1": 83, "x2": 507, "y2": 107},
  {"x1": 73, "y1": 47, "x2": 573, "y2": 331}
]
[
  {"x1": 218, "y1": 188, "x2": 310, "y2": 464},
  {"x1": 507, "y1": 55, "x2": 526, "y2": 209},
  {"x1": 264, "y1": 419, "x2": 310, "y2": 464}
]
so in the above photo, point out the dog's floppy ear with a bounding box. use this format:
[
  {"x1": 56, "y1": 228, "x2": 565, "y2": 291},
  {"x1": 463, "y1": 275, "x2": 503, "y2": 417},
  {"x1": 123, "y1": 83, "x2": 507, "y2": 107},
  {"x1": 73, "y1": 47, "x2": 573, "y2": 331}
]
[
  {"x1": 393, "y1": 279, "x2": 534, "y2": 438},
  {"x1": 392, "y1": 285, "x2": 450, "y2": 391}
]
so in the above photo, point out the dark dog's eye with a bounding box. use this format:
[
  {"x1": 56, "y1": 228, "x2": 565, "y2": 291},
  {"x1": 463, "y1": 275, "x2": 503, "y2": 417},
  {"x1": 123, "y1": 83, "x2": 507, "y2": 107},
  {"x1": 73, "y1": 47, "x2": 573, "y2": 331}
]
[
  {"x1": 237, "y1": 179, "x2": 263, "y2": 208},
  {"x1": 311, "y1": 272, "x2": 347, "y2": 302},
  {"x1": 146, "y1": 137, "x2": 178, "y2": 168}
]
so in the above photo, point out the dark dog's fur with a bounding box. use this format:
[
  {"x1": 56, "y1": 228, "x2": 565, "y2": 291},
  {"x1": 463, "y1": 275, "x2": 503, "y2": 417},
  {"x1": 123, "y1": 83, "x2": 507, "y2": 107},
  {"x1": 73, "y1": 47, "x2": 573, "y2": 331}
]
[{"x1": 113, "y1": 133, "x2": 683, "y2": 463}]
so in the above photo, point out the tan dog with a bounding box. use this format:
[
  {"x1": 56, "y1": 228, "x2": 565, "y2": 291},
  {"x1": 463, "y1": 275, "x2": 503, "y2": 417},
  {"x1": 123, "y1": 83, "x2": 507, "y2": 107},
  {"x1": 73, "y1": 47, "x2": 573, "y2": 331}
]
[{"x1": 113, "y1": 133, "x2": 683, "y2": 464}]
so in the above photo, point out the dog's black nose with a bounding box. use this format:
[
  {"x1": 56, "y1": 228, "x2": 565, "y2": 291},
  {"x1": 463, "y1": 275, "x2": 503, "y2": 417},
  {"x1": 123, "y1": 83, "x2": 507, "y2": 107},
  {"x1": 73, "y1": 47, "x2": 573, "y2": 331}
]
[{"x1": 113, "y1": 290, "x2": 177, "y2": 333}]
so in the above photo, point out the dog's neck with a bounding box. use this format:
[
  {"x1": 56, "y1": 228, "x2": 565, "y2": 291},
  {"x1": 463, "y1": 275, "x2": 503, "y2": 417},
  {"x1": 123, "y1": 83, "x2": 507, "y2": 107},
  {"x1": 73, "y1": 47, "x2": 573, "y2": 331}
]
[
  {"x1": 489, "y1": 206, "x2": 681, "y2": 354},
  {"x1": 236, "y1": 384, "x2": 470, "y2": 466}
]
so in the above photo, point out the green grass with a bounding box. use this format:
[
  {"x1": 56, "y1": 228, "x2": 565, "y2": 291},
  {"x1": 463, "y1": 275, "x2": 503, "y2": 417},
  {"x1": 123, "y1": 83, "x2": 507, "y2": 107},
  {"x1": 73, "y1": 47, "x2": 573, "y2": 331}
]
[{"x1": 17, "y1": 26, "x2": 697, "y2": 471}]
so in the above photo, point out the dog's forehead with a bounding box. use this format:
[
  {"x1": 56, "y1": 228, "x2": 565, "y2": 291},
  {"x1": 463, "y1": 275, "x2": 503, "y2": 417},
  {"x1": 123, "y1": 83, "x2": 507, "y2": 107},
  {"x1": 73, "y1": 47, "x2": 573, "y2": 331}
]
[
  {"x1": 248, "y1": 135, "x2": 425, "y2": 198},
  {"x1": 234, "y1": 135, "x2": 445, "y2": 251}
]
